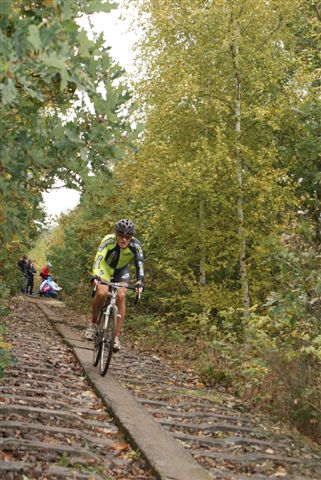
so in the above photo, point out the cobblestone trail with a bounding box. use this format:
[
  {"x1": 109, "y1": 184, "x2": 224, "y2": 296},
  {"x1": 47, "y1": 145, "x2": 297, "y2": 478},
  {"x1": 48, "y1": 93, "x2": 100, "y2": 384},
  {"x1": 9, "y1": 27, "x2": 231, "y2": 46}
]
[
  {"x1": 0, "y1": 299, "x2": 156, "y2": 480},
  {"x1": 2, "y1": 297, "x2": 321, "y2": 480},
  {"x1": 48, "y1": 298, "x2": 321, "y2": 480},
  {"x1": 111, "y1": 351, "x2": 321, "y2": 480}
]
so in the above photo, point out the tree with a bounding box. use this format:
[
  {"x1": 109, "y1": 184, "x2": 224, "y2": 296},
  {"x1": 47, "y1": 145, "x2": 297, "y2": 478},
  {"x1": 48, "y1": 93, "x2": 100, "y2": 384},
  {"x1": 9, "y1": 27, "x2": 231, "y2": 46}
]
[
  {"x1": 122, "y1": 0, "x2": 299, "y2": 318},
  {"x1": 275, "y1": 0, "x2": 321, "y2": 245},
  {"x1": 0, "y1": 0, "x2": 131, "y2": 287}
]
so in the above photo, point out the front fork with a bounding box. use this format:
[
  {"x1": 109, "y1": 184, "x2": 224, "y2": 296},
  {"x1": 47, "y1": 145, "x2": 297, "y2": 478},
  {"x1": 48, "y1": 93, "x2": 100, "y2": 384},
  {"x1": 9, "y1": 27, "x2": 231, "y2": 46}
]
[{"x1": 103, "y1": 303, "x2": 121, "y2": 332}]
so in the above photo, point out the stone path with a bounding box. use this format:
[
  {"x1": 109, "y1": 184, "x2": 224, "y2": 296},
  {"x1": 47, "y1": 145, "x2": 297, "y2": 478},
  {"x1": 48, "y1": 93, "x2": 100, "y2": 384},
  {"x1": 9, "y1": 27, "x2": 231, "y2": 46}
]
[
  {"x1": 113, "y1": 353, "x2": 321, "y2": 479},
  {"x1": 1, "y1": 296, "x2": 321, "y2": 479},
  {"x1": 54, "y1": 298, "x2": 321, "y2": 480},
  {"x1": 0, "y1": 298, "x2": 156, "y2": 479}
]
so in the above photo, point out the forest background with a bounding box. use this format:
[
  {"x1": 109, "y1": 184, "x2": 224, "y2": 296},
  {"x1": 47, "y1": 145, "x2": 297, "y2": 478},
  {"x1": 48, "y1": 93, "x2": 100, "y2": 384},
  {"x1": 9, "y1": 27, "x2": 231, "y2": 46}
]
[{"x1": 0, "y1": 0, "x2": 320, "y2": 443}]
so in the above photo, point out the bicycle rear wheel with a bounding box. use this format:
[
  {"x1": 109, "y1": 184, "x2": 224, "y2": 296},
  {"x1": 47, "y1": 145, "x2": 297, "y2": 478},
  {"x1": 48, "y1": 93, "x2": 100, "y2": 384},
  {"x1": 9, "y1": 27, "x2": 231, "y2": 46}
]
[
  {"x1": 99, "y1": 306, "x2": 117, "y2": 376},
  {"x1": 92, "y1": 308, "x2": 104, "y2": 366}
]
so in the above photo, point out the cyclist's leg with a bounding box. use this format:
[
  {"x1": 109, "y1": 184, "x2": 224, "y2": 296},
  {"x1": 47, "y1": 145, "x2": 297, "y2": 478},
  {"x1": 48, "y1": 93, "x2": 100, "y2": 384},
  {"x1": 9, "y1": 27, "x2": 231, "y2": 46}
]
[
  {"x1": 92, "y1": 283, "x2": 109, "y2": 320},
  {"x1": 92, "y1": 263, "x2": 112, "y2": 321},
  {"x1": 113, "y1": 266, "x2": 129, "y2": 340},
  {"x1": 87, "y1": 285, "x2": 109, "y2": 340},
  {"x1": 87, "y1": 264, "x2": 111, "y2": 340}
]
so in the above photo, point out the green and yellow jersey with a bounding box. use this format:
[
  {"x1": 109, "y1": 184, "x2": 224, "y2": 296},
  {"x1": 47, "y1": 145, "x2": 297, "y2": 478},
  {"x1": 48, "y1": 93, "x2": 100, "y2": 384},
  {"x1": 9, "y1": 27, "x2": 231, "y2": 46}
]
[{"x1": 92, "y1": 234, "x2": 144, "y2": 283}]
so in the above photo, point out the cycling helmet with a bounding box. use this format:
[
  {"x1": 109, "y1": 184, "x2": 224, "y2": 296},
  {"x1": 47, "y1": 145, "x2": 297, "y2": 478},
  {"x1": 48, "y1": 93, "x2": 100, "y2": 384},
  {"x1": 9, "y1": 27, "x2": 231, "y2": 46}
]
[{"x1": 115, "y1": 219, "x2": 135, "y2": 235}]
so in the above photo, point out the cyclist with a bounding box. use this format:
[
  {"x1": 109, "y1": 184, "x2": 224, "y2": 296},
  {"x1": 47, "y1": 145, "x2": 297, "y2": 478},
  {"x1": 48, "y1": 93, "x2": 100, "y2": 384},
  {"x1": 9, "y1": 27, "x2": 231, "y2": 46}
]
[{"x1": 85, "y1": 219, "x2": 144, "y2": 352}]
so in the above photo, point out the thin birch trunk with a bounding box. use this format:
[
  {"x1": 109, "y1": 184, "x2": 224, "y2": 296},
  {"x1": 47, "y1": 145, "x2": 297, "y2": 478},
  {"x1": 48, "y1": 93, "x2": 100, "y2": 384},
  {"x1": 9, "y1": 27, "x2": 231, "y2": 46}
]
[
  {"x1": 232, "y1": 34, "x2": 250, "y2": 316},
  {"x1": 199, "y1": 198, "x2": 206, "y2": 287},
  {"x1": 314, "y1": 192, "x2": 321, "y2": 248}
]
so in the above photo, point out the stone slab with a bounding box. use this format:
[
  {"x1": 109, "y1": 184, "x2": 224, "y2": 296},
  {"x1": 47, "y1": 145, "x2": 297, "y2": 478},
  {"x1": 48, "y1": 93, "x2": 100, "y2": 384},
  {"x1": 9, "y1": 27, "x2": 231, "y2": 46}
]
[{"x1": 36, "y1": 302, "x2": 212, "y2": 480}]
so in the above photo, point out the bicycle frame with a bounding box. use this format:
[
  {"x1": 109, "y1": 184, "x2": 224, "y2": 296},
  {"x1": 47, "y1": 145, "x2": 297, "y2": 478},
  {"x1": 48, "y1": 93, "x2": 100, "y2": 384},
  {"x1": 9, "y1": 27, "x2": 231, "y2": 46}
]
[{"x1": 103, "y1": 286, "x2": 120, "y2": 327}]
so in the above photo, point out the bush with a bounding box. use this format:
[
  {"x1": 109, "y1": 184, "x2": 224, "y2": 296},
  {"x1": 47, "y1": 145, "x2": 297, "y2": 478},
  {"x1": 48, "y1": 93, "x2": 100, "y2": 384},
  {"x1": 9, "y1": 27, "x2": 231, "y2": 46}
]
[
  {"x1": 246, "y1": 244, "x2": 321, "y2": 441},
  {"x1": 0, "y1": 303, "x2": 11, "y2": 378}
]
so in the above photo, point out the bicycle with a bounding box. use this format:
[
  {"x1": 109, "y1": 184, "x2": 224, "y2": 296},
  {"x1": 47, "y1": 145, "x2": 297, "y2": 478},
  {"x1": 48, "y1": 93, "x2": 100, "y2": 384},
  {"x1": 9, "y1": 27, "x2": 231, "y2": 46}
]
[{"x1": 92, "y1": 280, "x2": 140, "y2": 376}]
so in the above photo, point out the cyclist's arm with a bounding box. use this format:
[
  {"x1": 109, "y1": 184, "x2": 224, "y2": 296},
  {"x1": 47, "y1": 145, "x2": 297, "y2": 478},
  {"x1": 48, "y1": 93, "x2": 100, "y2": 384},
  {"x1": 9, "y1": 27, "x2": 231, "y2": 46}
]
[{"x1": 132, "y1": 239, "x2": 144, "y2": 284}]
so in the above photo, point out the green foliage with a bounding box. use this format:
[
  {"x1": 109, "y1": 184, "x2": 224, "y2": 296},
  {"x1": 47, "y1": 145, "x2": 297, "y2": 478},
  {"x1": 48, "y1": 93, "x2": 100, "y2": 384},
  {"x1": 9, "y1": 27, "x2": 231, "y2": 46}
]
[
  {"x1": 0, "y1": 337, "x2": 11, "y2": 378},
  {"x1": 246, "y1": 239, "x2": 321, "y2": 439},
  {"x1": 48, "y1": 211, "x2": 96, "y2": 301},
  {"x1": 248, "y1": 244, "x2": 321, "y2": 360},
  {"x1": 0, "y1": 301, "x2": 11, "y2": 378},
  {"x1": 117, "y1": 0, "x2": 299, "y2": 320},
  {"x1": 0, "y1": 0, "x2": 132, "y2": 292},
  {"x1": 40, "y1": 189, "x2": 120, "y2": 306},
  {"x1": 272, "y1": 0, "x2": 321, "y2": 244},
  {"x1": 59, "y1": 452, "x2": 69, "y2": 467},
  {"x1": 198, "y1": 363, "x2": 234, "y2": 388}
]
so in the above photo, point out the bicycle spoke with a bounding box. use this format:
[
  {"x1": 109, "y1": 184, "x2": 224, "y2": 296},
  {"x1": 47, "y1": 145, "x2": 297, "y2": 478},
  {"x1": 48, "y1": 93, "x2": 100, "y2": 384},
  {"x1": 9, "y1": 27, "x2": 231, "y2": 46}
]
[
  {"x1": 99, "y1": 307, "x2": 116, "y2": 376},
  {"x1": 92, "y1": 309, "x2": 104, "y2": 366}
]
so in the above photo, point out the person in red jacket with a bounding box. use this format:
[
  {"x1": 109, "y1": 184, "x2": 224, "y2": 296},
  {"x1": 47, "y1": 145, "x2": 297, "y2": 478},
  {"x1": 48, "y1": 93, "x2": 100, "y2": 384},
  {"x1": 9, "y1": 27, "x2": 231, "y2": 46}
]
[{"x1": 40, "y1": 262, "x2": 52, "y2": 280}]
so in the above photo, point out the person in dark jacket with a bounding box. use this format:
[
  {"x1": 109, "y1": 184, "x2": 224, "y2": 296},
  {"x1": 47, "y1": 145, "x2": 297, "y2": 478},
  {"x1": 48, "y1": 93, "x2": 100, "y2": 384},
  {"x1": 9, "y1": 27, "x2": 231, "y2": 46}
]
[
  {"x1": 18, "y1": 255, "x2": 28, "y2": 274},
  {"x1": 26, "y1": 259, "x2": 36, "y2": 296},
  {"x1": 17, "y1": 255, "x2": 28, "y2": 293}
]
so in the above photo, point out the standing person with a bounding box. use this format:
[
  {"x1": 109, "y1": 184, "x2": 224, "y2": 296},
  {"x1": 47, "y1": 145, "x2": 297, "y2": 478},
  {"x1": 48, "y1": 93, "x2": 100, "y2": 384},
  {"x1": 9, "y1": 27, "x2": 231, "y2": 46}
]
[
  {"x1": 17, "y1": 255, "x2": 28, "y2": 293},
  {"x1": 40, "y1": 262, "x2": 52, "y2": 280},
  {"x1": 85, "y1": 219, "x2": 144, "y2": 352},
  {"x1": 18, "y1": 255, "x2": 28, "y2": 273},
  {"x1": 26, "y1": 259, "x2": 36, "y2": 296}
]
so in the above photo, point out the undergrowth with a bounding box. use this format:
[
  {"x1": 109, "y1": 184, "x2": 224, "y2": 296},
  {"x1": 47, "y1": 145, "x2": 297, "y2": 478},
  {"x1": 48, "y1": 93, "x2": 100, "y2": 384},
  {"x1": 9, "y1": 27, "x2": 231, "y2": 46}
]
[{"x1": 125, "y1": 308, "x2": 321, "y2": 445}]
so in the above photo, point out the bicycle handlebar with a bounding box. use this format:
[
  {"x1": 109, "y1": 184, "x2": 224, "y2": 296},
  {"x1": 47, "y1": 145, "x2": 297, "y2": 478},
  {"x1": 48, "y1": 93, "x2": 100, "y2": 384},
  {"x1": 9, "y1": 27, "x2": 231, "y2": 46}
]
[
  {"x1": 97, "y1": 280, "x2": 141, "y2": 303},
  {"x1": 99, "y1": 280, "x2": 136, "y2": 291}
]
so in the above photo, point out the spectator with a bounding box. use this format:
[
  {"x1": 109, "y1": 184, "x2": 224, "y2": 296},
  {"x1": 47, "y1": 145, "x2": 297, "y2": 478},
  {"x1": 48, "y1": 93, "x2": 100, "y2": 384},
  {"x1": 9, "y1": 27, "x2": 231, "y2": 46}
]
[
  {"x1": 40, "y1": 262, "x2": 52, "y2": 280},
  {"x1": 26, "y1": 259, "x2": 36, "y2": 296},
  {"x1": 18, "y1": 255, "x2": 28, "y2": 274},
  {"x1": 17, "y1": 255, "x2": 28, "y2": 293},
  {"x1": 39, "y1": 276, "x2": 61, "y2": 298}
]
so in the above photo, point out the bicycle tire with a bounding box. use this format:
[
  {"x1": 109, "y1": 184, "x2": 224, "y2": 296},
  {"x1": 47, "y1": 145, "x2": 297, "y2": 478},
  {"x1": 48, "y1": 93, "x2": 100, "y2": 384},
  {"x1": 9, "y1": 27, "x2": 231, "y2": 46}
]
[
  {"x1": 92, "y1": 308, "x2": 104, "y2": 366},
  {"x1": 99, "y1": 306, "x2": 117, "y2": 376}
]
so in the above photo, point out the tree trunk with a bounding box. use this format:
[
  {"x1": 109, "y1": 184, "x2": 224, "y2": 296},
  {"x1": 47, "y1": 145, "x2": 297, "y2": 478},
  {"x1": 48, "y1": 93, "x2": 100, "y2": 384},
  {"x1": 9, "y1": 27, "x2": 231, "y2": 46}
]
[
  {"x1": 314, "y1": 192, "x2": 321, "y2": 248},
  {"x1": 232, "y1": 35, "x2": 250, "y2": 316},
  {"x1": 199, "y1": 198, "x2": 206, "y2": 287}
]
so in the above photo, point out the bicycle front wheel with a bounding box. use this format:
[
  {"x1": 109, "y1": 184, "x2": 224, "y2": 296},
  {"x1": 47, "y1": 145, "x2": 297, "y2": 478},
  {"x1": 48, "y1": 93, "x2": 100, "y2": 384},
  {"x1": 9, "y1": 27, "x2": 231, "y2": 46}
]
[
  {"x1": 93, "y1": 309, "x2": 104, "y2": 367},
  {"x1": 99, "y1": 307, "x2": 117, "y2": 376}
]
